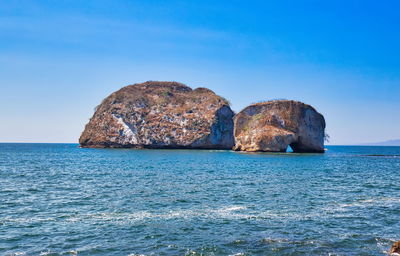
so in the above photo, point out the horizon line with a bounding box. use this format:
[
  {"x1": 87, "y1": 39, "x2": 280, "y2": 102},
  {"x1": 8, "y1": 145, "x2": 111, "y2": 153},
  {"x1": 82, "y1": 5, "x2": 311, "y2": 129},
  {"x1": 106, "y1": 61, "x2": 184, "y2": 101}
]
[{"x1": 0, "y1": 142, "x2": 398, "y2": 147}]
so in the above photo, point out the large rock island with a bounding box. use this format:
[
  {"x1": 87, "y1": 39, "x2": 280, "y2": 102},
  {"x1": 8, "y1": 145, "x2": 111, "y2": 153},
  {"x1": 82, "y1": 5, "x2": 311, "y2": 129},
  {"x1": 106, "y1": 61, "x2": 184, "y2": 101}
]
[
  {"x1": 79, "y1": 81, "x2": 234, "y2": 149},
  {"x1": 233, "y1": 100, "x2": 326, "y2": 153}
]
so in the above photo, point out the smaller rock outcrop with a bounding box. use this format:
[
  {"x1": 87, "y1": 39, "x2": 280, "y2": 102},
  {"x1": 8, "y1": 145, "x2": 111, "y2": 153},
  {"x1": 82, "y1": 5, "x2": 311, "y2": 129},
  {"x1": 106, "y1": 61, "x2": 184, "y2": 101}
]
[
  {"x1": 233, "y1": 100, "x2": 326, "y2": 153},
  {"x1": 390, "y1": 241, "x2": 400, "y2": 255}
]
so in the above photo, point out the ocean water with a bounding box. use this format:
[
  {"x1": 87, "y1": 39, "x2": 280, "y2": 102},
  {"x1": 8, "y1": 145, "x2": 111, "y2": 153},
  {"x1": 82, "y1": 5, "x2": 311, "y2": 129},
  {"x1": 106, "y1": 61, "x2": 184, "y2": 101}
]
[{"x1": 1, "y1": 144, "x2": 399, "y2": 256}]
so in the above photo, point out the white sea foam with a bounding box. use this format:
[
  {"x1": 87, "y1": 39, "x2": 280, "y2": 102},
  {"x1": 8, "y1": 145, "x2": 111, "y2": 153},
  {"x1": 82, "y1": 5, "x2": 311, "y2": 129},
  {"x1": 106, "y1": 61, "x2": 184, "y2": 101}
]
[
  {"x1": 4, "y1": 197, "x2": 399, "y2": 227},
  {"x1": 1, "y1": 216, "x2": 57, "y2": 224},
  {"x1": 0, "y1": 208, "x2": 337, "y2": 226},
  {"x1": 219, "y1": 206, "x2": 246, "y2": 211},
  {"x1": 39, "y1": 251, "x2": 52, "y2": 256},
  {"x1": 328, "y1": 197, "x2": 400, "y2": 211},
  {"x1": 62, "y1": 205, "x2": 254, "y2": 224}
]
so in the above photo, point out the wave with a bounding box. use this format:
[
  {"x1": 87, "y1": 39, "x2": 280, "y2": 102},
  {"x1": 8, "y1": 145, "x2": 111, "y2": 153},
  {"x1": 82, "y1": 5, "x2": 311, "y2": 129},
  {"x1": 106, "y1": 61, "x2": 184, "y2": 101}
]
[
  {"x1": 3, "y1": 197, "x2": 399, "y2": 227},
  {"x1": 329, "y1": 197, "x2": 400, "y2": 210}
]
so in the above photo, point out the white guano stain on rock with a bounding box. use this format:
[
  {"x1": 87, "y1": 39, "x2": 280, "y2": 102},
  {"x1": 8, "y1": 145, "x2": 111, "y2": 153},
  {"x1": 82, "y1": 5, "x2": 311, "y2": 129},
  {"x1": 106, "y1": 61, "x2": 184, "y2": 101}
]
[{"x1": 112, "y1": 114, "x2": 139, "y2": 145}]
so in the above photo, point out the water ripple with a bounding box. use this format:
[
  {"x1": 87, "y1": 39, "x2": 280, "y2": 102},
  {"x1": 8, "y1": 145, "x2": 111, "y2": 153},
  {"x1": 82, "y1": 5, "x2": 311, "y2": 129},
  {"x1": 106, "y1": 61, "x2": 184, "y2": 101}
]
[{"x1": 0, "y1": 144, "x2": 399, "y2": 255}]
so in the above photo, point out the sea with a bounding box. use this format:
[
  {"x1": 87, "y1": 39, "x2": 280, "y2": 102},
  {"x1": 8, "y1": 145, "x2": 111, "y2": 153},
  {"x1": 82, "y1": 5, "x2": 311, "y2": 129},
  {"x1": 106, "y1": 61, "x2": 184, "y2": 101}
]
[{"x1": 1, "y1": 143, "x2": 399, "y2": 256}]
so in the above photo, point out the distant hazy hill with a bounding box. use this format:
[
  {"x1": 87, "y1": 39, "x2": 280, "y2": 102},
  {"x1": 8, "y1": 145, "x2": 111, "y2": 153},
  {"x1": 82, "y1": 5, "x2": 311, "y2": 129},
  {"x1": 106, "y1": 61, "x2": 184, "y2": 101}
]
[{"x1": 361, "y1": 139, "x2": 400, "y2": 146}]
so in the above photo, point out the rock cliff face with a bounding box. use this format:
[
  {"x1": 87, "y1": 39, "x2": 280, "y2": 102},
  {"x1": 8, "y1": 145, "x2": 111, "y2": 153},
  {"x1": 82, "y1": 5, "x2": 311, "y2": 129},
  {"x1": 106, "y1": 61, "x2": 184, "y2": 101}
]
[
  {"x1": 79, "y1": 81, "x2": 234, "y2": 149},
  {"x1": 233, "y1": 100, "x2": 325, "y2": 153}
]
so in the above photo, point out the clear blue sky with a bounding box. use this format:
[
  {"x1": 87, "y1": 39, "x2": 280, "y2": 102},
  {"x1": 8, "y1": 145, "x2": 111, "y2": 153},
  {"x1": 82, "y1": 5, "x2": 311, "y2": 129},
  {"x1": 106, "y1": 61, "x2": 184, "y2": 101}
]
[{"x1": 1, "y1": 0, "x2": 399, "y2": 144}]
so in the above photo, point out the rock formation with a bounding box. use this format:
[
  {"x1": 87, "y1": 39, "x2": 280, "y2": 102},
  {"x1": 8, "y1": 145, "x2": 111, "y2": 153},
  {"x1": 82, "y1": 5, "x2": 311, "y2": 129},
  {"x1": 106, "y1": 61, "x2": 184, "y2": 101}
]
[
  {"x1": 79, "y1": 81, "x2": 234, "y2": 149},
  {"x1": 390, "y1": 241, "x2": 400, "y2": 255},
  {"x1": 233, "y1": 100, "x2": 326, "y2": 153}
]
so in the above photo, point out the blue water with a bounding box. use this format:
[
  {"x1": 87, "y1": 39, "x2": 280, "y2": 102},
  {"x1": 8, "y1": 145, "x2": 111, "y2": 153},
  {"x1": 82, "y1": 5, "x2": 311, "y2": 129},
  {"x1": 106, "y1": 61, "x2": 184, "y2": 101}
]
[{"x1": 1, "y1": 144, "x2": 399, "y2": 256}]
